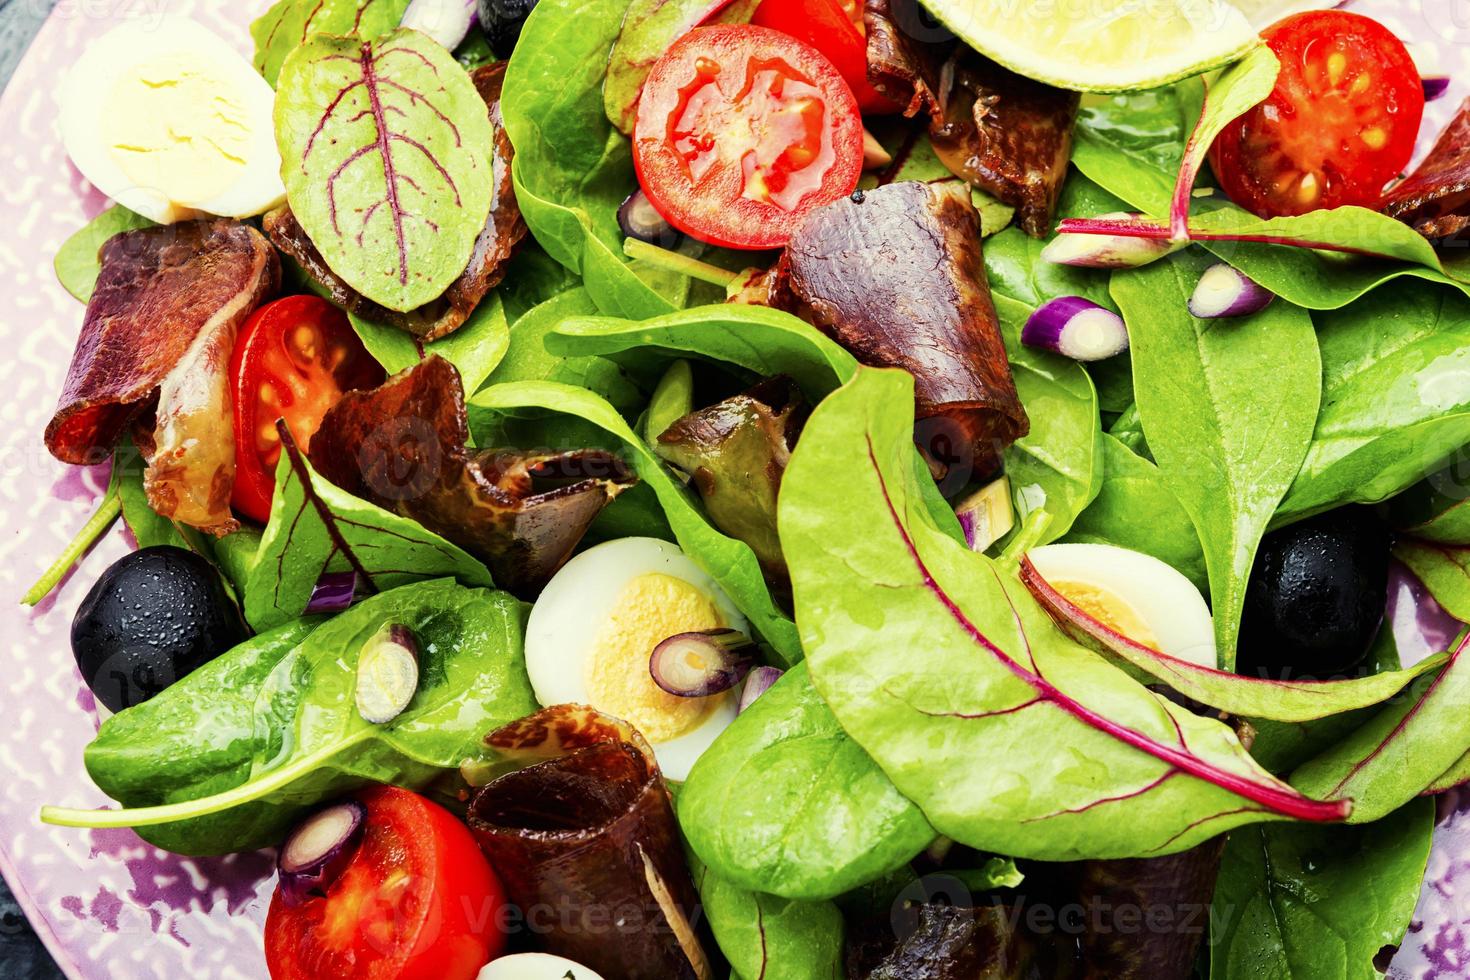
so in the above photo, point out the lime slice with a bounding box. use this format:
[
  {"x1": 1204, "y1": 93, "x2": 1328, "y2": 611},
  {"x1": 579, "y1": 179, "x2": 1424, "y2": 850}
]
[{"x1": 916, "y1": 0, "x2": 1261, "y2": 92}]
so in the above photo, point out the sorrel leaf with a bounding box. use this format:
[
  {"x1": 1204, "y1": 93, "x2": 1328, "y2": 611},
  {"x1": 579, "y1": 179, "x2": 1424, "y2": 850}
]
[
  {"x1": 679, "y1": 663, "x2": 934, "y2": 901},
  {"x1": 1277, "y1": 283, "x2": 1470, "y2": 521},
  {"x1": 1290, "y1": 633, "x2": 1470, "y2": 823},
  {"x1": 350, "y1": 292, "x2": 511, "y2": 394},
  {"x1": 1112, "y1": 253, "x2": 1320, "y2": 669},
  {"x1": 1210, "y1": 799, "x2": 1433, "y2": 980},
  {"x1": 1020, "y1": 555, "x2": 1446, "y2": 722},
  {"x1": 54, "y1": 205, "x2": 154, "y2": 303},
  {"x1": 780, "y1": 367, "x2": 1346, "y2": 860},
  {"x1": 275, "y1": 29, "x2": 495, "y2": 312},
  {"x1": 251, "y1": 0, "x2": 411, "y2": 86},
  {"x1": 243, "y1": 425, "x2": 491, "y2": 631},
  {"x1": 53, "y1": 580, "x2": 534, "y2": 855},
  {"x1": 469, "y1": 379, "x2": 803, "y2": 662}
]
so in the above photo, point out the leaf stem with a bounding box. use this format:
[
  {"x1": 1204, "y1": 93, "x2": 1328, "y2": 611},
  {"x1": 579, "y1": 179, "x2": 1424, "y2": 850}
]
[
  {"x1": 623, "y1": 238, "x2": 738, "y2": 288},
  {"x1": 22, "y1": 490, "x2": 122, "y2": 606}
]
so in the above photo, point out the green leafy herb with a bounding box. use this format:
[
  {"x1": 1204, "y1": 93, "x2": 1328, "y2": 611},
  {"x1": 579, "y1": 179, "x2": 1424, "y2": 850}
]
[
  {"x1": 54, "y1": 205, "x2": 154, "y2": 302},
  {"x1": 250, "y1": 0, "x2": 411, "y2": 86},
  {"x1": 470, "y1": 379, "x2": 803, "y2": 662},
  {"x1": 1386, "y1": 464, "x2": 1470, "y2": 545},
  {"x1": 275, "y1": 29, "x2": 495, "y2": 312},
  {"x1": 1112, "y1": 253, "x2": 1320, "y2": 669},
  {"x1": 50, "y1": 579, "x2": 535, "y2": 855},
  {"x1": 21, "y1": 482, "x2": 120, "y2": 607},
  {"x1": 680, "y1": 663, "x2": 933, "y2": 901},
  {"x1": 350, "y1": 293, "x2": 511, "y2": 394},
  {"x1": 1278, "y1": 283, "x2": 1470, "y2": 521},
  {"x1": 643, "y1": 359, "x2": 696, "y2": 444},
  {"x1": 243, "y1": 427, "x2": 492, "y2": 631},
  {"x1": 1063, "y1": 433, "x2": 1206, "y2": 592},
  {"x1": 1210, "y1": 799, "x2": 1433, "y2": 979},
  {"x1": 694, "y1": 860, "x2": 847, "y2": 980},
  {"x1": 603, "y1": 0, "x2": 759, "y2": 134},
  {"x1": 500, "y1": 0, "x2": 683, "y2": 318},
  {"x1": 1394, "y1": 538, "x2": 1470, "y2": 622},
  {"x1": 780, "y1": 366, "x2": 1346, "y2": 861}
]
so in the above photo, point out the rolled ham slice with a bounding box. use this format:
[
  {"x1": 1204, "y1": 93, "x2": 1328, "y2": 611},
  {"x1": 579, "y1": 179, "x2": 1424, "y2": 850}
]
[{"x1": 1385, "y1": 97, "x2": 1470, "y2": 241}]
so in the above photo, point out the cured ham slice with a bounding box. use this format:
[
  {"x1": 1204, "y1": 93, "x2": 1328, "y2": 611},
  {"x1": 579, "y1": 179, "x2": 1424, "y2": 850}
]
[
  {"x1": 466, "y1": 706, "x2": 713, "y2": 980},
  {"x1": 772, "y1": 180, "x2": 1029, "y2": 480},
  {"x1": 308, "y1": 356, "x2": 634, "y2": 597},
  {"x1": 864, "y1": 0, "x2": 947, "y2": 118},
  {"x1": 1385, "y1": 98, "x2": 1470, "y2": 240},
  {"x1": 45, "y1": 220, "x2": 279, "y2": 534},
  {"x1": 265, "y1": 63, "x2": 524, "y2": 340}
]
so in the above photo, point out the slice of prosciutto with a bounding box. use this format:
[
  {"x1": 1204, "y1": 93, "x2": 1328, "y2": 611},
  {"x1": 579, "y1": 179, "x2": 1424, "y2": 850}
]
[
  {"x1": 771, "y1": 180, "x2": 1029, "y2": 482},
  {"x1": 1385, "y1": 98, "x2": 1470, "y2": 240},
  {"x1": 864, "y1": 0, "x2": 948, "y2": 118},
  {"x1": 307, "y1": 355, "x2": 634, "y2": 597},
  {"x1": 45, "y1": 220, "x2": 279, "y2": 534},
  {"x1": 466, "y1": 705, "x2": 713, "y2": 980},
  {"x1": 265, "y1": 62, "x2": 524, "y2": 340}
]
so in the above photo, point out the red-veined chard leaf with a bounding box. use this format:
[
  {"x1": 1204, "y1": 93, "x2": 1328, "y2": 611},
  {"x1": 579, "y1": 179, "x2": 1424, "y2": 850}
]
[
  {"x1": 1111, "y1": 252, "x2": 1320, "y2": 670},
  {"x1": 242, "y1": 422, "x2": 492, "y2": 631},
  {"x1": 1395, "y1": 538, "x2": 1470, "y2": 623},
  {"x1": 780, "y1": 366, "x2": 1347, "y2": 861},
  {"x1": 1020, "y1": 555, "x2": 1447, "y2": 722},
  {"x1": 251, "y1": 0, "x2": 411, "y2": 87},
  {"x1": 275, "y1": 29, "x2": 494, "y2": 313}
]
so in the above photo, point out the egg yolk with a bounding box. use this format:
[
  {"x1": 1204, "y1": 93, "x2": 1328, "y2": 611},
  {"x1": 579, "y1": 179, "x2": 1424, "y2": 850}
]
[
  {"x1": 101, "y1": 52, "x2": 249, "y2": 208},
  {"x1": 584, "y1": 573, "x2": 727, "y2": 743},
  {"x1": 1050, "y1": 579, "x2": 1162, "y2": 651}
]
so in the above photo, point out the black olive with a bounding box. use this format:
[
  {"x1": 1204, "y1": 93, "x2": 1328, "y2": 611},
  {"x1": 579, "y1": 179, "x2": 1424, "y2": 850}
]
[
  {"x1": 71, "y1": 546, "x2": 249, "y2": 713},
  {"x1": 478, "y1": 0, "x2": 540, "y2": 58},
  {"x1": 1237, "y1": 507, "x2": 1390, "y2": 679}
]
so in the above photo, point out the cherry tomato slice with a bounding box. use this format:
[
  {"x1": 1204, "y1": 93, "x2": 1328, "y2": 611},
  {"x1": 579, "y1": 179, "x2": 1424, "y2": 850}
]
[
  {"x1": 1207, "y1": 10, "x2": 1423, "y2": 218},
  {"x1": 751, "y1": 0, "x2": 898, "y2": 114},
  {"x1": 633, "y1": 24, "x2": 865, "y2": 249},
  {"x1": 265, "y1": 786, "x2": 508, "y2": 980},
  {"x1": 229, "y1": 295, "x2": 384, "y2": 524}
]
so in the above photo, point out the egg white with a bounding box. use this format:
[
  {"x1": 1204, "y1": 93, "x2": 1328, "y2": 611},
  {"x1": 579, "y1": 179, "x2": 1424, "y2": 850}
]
[
  {"x1": 477, "y1": 953, "x2": 606, "y2": 980},
  {"x1": 1027, "y1": 542, "x2": 1217, "y2": 668},
  {"x1": 59, "y1": 18, "x2": 284, "y2": 224},
  {"x1": 525, "y1": 537, "x2": 749, "y2": 781}
]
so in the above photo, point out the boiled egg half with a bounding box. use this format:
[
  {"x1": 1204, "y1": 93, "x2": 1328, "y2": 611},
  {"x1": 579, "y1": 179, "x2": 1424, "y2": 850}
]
[
  {"x1": 525, "y1": 537, "x2": 748, "y2": 781},
  {"x1": 59, "y1": 19, "x2": 285, "y2": 224},
  {"x1": 1026, "y1": 543, "x2": 1216, "y2": 668},
  {"x1": 478, "y1": 954, "x2": 605, "y2": 980}
]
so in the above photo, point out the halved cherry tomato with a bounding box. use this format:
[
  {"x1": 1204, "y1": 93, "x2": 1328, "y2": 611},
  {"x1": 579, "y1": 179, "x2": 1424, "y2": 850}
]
[
  {"x1": 752, "y1": 0, "x2": 897, "y2": 114},
  {"x1": 633, "y1": 24, "x2": 865, "y2": 249},
  {"x1": 229, "y1": 295, "x2": 384, "y2": 524},
  {"x1": 265, "y1": 786, "x2": 508, "y2": 980},
  {"x1": 1208, "y1": 10, "x2": 1423, "y2": 218}
]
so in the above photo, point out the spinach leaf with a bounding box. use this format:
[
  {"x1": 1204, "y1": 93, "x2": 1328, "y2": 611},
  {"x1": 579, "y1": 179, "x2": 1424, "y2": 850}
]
[
  {"x1": 500, "y1": 0, "x2": 684, "y2": 319},
  {"x1": 275, "y1": 30, "x2": 495, "y2": 312},
  {"x1": 1290, "y1": 637, "x2": 1470, "y2": 824},
  {"x1": 680, "y1": 663, "x2": 933, "y2": 901},
  {"x1": 484, "y1": 288, "x2": 644, "y2": 412},
  {"x1": 1394, "y1": 539, "x2": 1470, "y2": 622},
  {"x1": 1386, "y1": 464, "x2": 1470, "y2": 545},
  {"x1": 1073, "y1": 82, "x2": 1470, "y2": 309},
  {"x1": 693, "y1": 857, "x2": 847, "y2": 980},
  {"x1": 251, "y1": 0, "x2": 411, "y2": 86},
  {"x1": 57, "y1": 579, "x2": 535, "y2": 855},
  {"x1": 243, "y1": 429, "x2": 492, "y2": 631},
  {"x1": 1277, "y1": 283, "x2": 1470, "y2": 521},
  {"x1": 1112, "y1": 253, "x2": 1320, "y2": 669},
  {"x1": 780, "y1": 367, "x2": 1346, "y2": 860},
  {"x1": 603, "y1": 0, "x2": 759, "y2": 134},
  {"x1": 54, "y1": 205, "x2": 153, "y2": 302},
  {"x1": 1063, "y1": 433, "x2": 1207, "y2": 592},
  {"x1": 469, "y1": 380, "x2": 803, "y2": 662},
  {"x1": 1210, "y1": 799, "x2": 1433, "y2": 980},
  {"x1": 350, "y1": 293, "x2": 511, "y2": 394}
]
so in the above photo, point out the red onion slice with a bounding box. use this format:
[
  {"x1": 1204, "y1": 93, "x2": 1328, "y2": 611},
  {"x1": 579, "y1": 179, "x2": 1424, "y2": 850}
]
[
  {"x1": 1423, "y1": 75, "x2": 1451, "y2": 102},
  {"x1": 400, "y1": 0, "x2": 478, "y2": 49},
  {"x1": 954, "y1": 476, "x2": 1015, "y2": 552},
  {"x1": 277, "y1": 800, "x2": 367, "y2": 907},
  {"x1": 649, "y1": 629, "x2": 755, "y2": 697},
  {"x1": 1186, "y1": 262, "x2": 1276, "y2": 319},
  {"x1": 737, "y1": 666, "x2": 784, "y2": 713},
  {"x1": 1021, "y1": 297, "x2": 1129, "y2": 362},
  {"x1": 1040, "y1": 213, "x2": 1188, "y2": 269},
  {"x1": 304, "y1": 570, "x2": 358, "y2": 615},
  {"x1": 356, "y1": 624, "x2": 420, "y2": 724},
  {"x1": 1386, "y1": 558, "x2": 1467, "y2": 669},
  {"x1": 618, "y1": 189, "x2": 678, "y2": 246}
]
